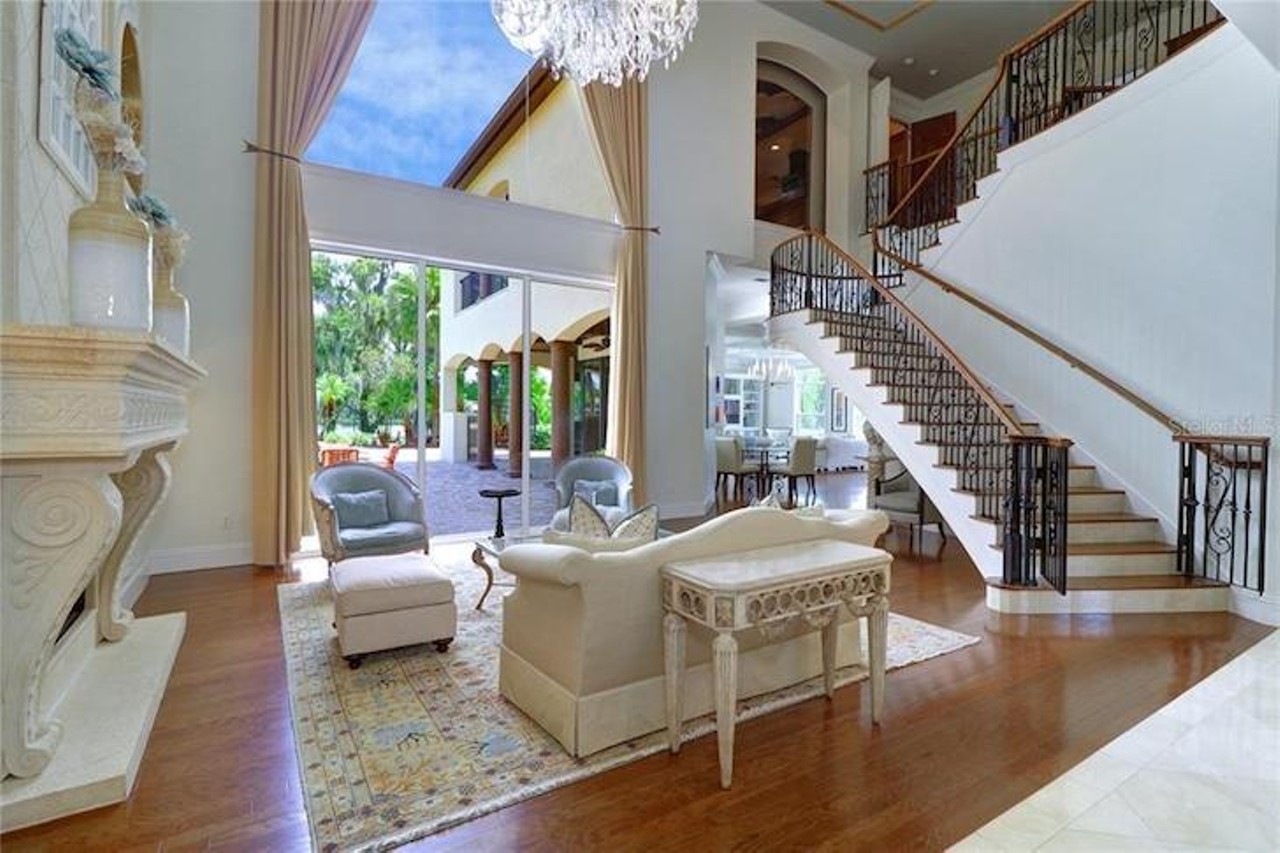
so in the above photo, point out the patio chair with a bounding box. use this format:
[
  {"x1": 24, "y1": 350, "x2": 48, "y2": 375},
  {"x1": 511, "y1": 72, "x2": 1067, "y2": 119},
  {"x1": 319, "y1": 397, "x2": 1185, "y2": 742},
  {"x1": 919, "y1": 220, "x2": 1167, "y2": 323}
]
[
  {"x1": 310, "y1": 461, "x2": 429, "y2": 565},
  {"x1": 549, "y1": 454, "x2": 634, "y2": 531}
]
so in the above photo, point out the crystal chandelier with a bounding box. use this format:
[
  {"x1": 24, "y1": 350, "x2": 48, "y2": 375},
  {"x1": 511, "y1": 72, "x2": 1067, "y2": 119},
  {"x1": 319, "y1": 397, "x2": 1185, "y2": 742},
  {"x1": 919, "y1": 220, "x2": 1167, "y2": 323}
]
[
  {"x1": 491, "y1": 0, "x2": 699, "y2": 87},
  {"x1": 747, "y1": 352, "x2": 795, "y2": 384}
]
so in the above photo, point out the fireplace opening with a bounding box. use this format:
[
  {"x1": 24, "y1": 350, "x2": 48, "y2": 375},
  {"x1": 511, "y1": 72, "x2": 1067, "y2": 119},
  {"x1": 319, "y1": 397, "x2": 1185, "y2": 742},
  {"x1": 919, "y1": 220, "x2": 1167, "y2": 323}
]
[{"x1": 55, "y1": 591, "x2": 88, "y2": 645}]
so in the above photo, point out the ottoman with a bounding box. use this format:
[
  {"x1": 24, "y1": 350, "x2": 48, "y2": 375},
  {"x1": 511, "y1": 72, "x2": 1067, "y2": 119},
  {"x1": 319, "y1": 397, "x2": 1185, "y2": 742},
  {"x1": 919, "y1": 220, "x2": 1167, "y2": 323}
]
[{"x1": 329, "y1": 553, "x2": 457, "y2": 668}]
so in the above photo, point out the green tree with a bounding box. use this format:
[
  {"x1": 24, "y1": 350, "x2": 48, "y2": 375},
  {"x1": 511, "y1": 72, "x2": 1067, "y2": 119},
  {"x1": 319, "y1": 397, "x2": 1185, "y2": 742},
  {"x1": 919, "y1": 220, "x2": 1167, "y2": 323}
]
[{"x1": 315, "y1": 372, "x2": 352, "y2": 435}]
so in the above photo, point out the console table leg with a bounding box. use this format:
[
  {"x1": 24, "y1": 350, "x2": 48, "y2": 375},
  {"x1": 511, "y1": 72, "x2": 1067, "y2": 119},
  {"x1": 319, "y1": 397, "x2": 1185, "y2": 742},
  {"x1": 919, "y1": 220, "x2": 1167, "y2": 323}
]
[
  {"x1": 713, "y1": 632, "x2": 738, "y2": 789},
  {"x1": 471, "y1": 546, "x2": 494, "y2": 611},
  {"x1": 821, "y1": 616, "x2": 838, "y2": 699},
  {"x1": 663, "y1": 613, "x2": 686, "y2": 754},
  {"x1": 868, "y1": 596, "x2": 889, "y2": 725}
]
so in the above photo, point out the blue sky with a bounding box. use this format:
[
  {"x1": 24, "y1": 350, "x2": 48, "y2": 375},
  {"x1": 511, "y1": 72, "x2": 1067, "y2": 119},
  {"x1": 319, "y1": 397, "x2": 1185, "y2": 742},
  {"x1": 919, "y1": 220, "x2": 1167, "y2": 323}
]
[{"x1": 307, "y1": 1, "x2": 534, "y2": 187}]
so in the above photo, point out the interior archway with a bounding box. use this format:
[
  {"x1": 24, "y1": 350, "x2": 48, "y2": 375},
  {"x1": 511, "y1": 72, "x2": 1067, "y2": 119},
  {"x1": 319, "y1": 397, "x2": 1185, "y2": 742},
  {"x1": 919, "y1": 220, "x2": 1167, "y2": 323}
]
[
  {"x1": 755, "y1": 60, "x2": 826, "y2": 231},
  {"x1": 120, "y1": 23, "x2": 143, "y2": 195}
]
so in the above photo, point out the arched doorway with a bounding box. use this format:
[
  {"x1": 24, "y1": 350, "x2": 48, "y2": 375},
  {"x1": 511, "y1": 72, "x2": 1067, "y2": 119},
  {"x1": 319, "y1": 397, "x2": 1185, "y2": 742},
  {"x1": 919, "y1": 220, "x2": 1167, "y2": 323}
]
[{"x1": 755, "y1": 60, "x2": 826, "y2": 230}]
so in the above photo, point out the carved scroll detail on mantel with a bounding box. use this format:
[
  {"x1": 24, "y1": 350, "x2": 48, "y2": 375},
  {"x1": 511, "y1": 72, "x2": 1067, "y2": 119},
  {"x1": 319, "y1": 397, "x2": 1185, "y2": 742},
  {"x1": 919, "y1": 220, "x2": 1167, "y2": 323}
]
[
  {"x1": 2, "y1": 473, "x2": 123, "y2": 778},
  {"x1": 0, "y1": 326, "x2": 203, "y2": 781},
  {"x1": 98, "y1": 442, "x2": 176, "y2": 642}
]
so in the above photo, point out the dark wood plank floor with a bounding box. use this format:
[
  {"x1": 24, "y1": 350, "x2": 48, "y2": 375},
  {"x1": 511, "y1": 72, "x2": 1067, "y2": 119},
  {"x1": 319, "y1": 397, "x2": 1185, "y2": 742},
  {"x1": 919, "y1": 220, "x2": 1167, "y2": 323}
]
[{"x1": 2, "y1": 474, "x2": 1270, "y2": 852}]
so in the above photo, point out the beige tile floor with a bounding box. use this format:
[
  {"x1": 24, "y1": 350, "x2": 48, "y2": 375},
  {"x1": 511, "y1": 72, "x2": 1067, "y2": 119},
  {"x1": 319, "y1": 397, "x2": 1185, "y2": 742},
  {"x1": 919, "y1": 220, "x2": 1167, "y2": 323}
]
[{"x1": 951, "y1": 631, "x2": 1280, "y2": 852}]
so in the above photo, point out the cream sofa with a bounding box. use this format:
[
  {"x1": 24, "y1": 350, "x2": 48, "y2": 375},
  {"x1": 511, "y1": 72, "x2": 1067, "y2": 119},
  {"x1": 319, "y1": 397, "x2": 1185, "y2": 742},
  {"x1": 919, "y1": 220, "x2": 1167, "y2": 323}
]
[{"x1": 497, "y1": 506, "x2": 890, "y2": 757}]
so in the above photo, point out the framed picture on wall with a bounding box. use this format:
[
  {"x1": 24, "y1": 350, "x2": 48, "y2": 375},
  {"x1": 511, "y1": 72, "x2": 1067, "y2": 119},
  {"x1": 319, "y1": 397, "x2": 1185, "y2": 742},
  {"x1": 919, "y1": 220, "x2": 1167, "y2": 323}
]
[{"x1": 831, "y1": 387, "x2": 848, "y2": 432}]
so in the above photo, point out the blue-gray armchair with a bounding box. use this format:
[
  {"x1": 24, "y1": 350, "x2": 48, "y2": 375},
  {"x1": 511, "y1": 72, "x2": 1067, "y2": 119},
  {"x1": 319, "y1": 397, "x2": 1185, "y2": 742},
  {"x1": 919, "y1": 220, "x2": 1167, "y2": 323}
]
[
  {"x1": 310, "y1": 462, "x2": 429, "y2": 565},
  {"x1": 550, "y1": 455, "x2": 634, "y2": 531}
]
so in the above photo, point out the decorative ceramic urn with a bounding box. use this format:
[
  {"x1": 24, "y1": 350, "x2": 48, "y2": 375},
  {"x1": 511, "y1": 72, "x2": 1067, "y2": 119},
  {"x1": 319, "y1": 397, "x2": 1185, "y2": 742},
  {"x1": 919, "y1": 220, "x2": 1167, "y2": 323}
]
[
  {"x1": 151, "y1": 226, "x2": 190, "y2": 355},
  {"x1": 67, "y1": 81, "x2": 152, "y2": 332}
]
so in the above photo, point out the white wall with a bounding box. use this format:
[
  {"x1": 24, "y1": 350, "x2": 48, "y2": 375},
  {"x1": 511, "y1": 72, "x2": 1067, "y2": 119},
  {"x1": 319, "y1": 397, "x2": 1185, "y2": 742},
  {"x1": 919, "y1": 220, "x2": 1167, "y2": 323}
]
[
  {"x1": 890, "y1": 66, "x2": 997, "y2": 125},
  {"x1": 907, "y1": 27, "x2": 1278, "y2": 599},
  {"x1": 648, "y1": 0, "x2": 874, "y2": 517},
  {"x1": 140, "y1": 0, "x2": 259, "y2": 572},
  {"x1": 304, "y1": 163, "x2": 619, "y2": 286}
]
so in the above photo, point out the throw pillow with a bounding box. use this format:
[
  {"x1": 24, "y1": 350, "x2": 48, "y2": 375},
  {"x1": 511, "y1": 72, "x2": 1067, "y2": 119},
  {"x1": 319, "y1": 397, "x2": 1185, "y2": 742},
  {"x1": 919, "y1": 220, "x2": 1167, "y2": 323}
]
[
  {"x1": 569, "y1": 494, "x2": 614, "y2": 538},
  {"x1": 572, "y1": 479, "x2": 618, "y2": 507},
  {"x1": 332, "y1": 489, "x2": 389, "y2": 528},
  {"x1": 611, "y1": 503, "x2": 660, "y2": 541},
  {"x1": 542, "y1": 529, "x2": 654, "y2": 553}
]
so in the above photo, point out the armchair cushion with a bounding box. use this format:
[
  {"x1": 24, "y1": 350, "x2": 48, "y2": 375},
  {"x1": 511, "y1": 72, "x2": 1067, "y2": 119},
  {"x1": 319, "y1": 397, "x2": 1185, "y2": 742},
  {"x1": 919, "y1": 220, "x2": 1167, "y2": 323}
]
[
  {"x1": 338, "y1": 520, "x2": 426, "y2": 550},
  {"x1": 332, "y1": 489, "x2": 390, "y2": 529}
]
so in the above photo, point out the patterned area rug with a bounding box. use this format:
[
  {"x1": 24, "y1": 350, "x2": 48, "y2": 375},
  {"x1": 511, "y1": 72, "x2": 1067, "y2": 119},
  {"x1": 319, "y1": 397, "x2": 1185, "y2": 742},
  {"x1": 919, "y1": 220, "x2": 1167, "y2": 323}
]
[{"x1": 279, "y1": 543, "x2": 980, "y2": 852}]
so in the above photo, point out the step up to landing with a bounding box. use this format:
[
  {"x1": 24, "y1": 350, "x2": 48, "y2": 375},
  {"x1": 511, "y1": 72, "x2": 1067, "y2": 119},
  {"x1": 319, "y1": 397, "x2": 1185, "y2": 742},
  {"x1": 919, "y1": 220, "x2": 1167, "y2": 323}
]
[{"x1": 985, "y1": 574, "x2": 1229, "y2": 614}]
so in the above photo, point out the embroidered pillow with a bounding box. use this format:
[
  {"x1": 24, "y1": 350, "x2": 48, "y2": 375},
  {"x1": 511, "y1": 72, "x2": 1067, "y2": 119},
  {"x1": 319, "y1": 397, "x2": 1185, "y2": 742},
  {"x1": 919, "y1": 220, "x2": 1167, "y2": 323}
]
[
  {"x1": 611, "y1": 504, "x2": 660, "y2": 541},
  {"x1": 542, "y1": 528, "x2": 653, "y2": 553},
  {"x1": 332, "y1": 489, "x2": 389, "y2": 529},
  {"x1": 568, "y1": 495, "x2": 660, "y2": 542},
  {"x1": 569, "y1": 495, "x2": 614, "y2": 538},
  {"x1": 572, "y1": 479, "x2": 618, "y2": 507}
]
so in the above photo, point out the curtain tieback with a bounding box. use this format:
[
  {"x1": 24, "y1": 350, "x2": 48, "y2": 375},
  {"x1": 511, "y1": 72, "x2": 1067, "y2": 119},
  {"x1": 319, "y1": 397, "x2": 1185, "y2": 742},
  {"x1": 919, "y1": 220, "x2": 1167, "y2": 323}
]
[
  {"x1": 243, "y1": 139, "x2": 302, "y2": 164},
  {"x1": 622, "y1": 225, "x2": 661, "y2": 235}
]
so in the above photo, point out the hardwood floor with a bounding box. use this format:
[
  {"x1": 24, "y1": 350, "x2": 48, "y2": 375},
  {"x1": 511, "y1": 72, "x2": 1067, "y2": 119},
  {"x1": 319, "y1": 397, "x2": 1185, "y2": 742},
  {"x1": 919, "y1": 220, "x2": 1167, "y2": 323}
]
[{"x1": 1, "y1": 481, "x2": 1271, "y2": 851}]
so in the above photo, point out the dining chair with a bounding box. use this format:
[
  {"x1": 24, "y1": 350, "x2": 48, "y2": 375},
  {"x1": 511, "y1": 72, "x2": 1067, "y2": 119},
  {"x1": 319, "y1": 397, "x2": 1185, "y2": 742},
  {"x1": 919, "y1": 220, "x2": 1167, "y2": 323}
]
[
  {"x1": 770, "y1": 436, "x2": 818, "y2": 506},
  {"x1": 715, "y1": 436, "x2": 755, "y2": 503}
]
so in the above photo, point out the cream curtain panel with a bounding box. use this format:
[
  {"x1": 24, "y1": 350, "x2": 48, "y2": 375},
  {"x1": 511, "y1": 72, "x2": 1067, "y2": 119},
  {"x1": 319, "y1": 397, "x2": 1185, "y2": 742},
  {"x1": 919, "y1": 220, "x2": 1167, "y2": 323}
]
[
  {"x1": 252, "y1": 0, "x2": 375, "y2": 566},
  {"x1": 583, "y1": 80, "x2": 648, "y2": 505}
]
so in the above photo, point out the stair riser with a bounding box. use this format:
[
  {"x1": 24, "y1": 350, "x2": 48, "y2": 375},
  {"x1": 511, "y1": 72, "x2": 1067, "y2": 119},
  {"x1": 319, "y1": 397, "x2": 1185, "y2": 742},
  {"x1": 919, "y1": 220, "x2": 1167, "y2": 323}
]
[
  {"x1": 902, "y1": 404, "x2": 1017, "y2": 424},
  {"x1": 1068, "y1": 552, "x2": 1179, "y2": 576},
  {"x1": 855, "y1": 354, "x2": 950, "y2": 372},
  {"x1": 1068, "y1": 520, "x2": 1163, "y2": 544},
  {"x1": 987, "y1": 585, "x2": 1229, "y2": 615},
  {"x1": 1067, "y1": 492, "x2": 1127, "y2": 514},
  {"x1": 917, "y1": 423, "x2": 1014, "y2": 445},
  {"x1": 884, "y1": 387, "x2": 983, "y2": 407}
]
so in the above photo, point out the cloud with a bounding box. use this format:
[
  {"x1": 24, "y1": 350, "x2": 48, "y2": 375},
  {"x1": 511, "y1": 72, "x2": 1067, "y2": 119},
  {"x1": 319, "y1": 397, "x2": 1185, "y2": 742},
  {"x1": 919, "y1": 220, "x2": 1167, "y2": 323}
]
[{"x1": 306, "y1": 0, "x2": 534, "y2": 186}]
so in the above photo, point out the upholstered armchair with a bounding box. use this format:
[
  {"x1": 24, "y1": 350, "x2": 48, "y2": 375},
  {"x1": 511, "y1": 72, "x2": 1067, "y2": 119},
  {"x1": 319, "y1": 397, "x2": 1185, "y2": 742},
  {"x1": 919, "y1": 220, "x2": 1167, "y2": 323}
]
[
  {"x1": 550, "y1": 455, "x2": 634, "y2": 531},
  {"x1": 868, "y1": 462, "x2": 946, "y2": 545},
  {"x1": 310, "y1": 462, "x2": 429, "y2": 565}
]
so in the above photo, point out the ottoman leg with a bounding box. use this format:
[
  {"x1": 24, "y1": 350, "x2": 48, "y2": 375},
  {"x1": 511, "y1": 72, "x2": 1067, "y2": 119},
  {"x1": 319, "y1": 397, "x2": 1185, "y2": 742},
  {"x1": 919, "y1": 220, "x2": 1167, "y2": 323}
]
[{"x1": 434, "y1": 638, "x2": 453, "y2": 653}]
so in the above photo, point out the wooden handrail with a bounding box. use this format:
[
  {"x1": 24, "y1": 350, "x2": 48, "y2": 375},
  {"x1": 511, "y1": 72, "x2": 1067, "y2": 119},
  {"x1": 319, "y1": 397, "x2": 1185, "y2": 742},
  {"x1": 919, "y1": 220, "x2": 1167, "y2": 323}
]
[
  {"x1": 775, "y1": 230, "x2": 1027, "y2": 438},
  {"x1": 872, "y1": 0, "x2": 1193, "y2": 437}
]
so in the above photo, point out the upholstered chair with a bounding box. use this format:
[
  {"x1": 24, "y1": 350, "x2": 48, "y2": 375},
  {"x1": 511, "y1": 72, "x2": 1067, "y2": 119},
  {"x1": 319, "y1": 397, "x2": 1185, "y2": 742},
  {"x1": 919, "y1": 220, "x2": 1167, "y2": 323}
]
[
  {"x1": 550, "y1": 455, "x2": 634, "y2": 531},
  {"x1": 310, "y1": 462, "x2": 429, "y2": 565},
  {"x1": 715, "y1": 436, "x2": 756, "y2": 502},
  {"x1": 771, "y1": 436, "x2": 818, "y2": 506},
  {"x1": 868, "y1": 462, "x2": 947, "y2": 546}
]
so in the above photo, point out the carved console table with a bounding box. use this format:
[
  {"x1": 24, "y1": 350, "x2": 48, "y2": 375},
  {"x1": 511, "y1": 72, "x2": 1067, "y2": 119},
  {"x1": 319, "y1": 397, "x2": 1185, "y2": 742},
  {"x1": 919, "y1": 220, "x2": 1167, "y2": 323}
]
[
  {"x1": 661, "y1": 539, "x2": 891, "y2": 789},
  {"x1": 0, "y1": 325, "x2": 204, "y2": 829}
]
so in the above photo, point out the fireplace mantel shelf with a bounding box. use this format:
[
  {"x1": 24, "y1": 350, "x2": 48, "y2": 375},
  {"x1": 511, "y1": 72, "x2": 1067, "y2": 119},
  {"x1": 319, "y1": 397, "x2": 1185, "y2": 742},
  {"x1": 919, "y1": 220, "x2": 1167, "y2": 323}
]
[{"x1": 1, "y1": 323, "x2": 204, "y2": 829}]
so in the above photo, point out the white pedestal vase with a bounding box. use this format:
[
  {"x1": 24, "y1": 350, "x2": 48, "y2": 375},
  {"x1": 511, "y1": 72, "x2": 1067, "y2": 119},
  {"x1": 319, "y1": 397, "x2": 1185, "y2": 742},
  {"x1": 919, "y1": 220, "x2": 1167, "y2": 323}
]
[
  {"x1": 67, "y1": 84, "x2": 152, "y2": 333},
  {"x1": 151, "y1": 227, "x2": 190, "y2": 356}
]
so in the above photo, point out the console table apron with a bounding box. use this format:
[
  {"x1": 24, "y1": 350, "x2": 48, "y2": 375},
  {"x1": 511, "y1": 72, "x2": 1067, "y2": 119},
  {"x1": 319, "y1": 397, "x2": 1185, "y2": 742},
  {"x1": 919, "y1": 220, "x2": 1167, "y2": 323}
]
[{"x1": 661, "y1": 539, "x2": 891, "y2": 789}]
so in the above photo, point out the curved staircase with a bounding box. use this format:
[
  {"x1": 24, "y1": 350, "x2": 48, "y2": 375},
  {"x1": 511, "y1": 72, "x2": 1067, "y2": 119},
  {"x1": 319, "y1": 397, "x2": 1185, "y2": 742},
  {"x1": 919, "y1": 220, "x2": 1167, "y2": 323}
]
[{"x1": 769, "y1": 232, "x2": 1231, "y2": 614}]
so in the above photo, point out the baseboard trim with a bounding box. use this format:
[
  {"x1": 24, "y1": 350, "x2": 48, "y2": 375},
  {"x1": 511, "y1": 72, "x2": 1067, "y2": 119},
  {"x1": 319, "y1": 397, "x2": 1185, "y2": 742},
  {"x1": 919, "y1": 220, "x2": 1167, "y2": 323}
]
[
  {"x1": 121, "y1": 570, "x2": 149, "y2": 609},
  {"x1": 147, "y1": 542, "x2": 254, "y2": 574},
  {"x1": 1229, "y1": 587, "x2": 1280, "y2": 627}
]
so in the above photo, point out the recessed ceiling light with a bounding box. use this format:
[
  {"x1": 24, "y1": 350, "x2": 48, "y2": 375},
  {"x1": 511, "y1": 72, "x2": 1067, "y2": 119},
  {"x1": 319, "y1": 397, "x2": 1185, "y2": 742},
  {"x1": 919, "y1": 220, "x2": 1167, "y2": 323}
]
[
  {"x1": 902, "y1": 56, "x2": 916, "y2": 66},
  {"x1": 769, "y1": 143, "x2": 781, "y2": 151},
  {"x1": 928, "y1": 68, "x2": 939, "y2": 77}
]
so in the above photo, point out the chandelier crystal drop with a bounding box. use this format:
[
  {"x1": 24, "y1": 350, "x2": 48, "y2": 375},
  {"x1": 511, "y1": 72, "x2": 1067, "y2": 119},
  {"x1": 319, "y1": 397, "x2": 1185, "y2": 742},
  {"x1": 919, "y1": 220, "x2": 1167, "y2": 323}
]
[{"x1": 491, "y1": 0, "x2": 699, "y2": 87}]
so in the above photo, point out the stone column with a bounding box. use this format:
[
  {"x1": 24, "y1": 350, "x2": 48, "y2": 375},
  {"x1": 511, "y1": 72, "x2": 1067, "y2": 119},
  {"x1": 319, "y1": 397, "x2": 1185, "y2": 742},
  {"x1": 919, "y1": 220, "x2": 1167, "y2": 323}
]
[
  {"x1": 476, "y1": 359, "x2": 495, "y2": 470},
  {"x1": 507, "y1": 349, "x2": 523, "y2": 478},
  {"x1": 550, "y1": 339, "x2": 575, "y2": 470}
]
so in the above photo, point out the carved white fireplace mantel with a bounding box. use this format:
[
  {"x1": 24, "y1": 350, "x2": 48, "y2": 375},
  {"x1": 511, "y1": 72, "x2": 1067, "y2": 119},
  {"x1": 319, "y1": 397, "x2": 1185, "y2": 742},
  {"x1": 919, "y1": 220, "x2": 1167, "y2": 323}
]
[{"x1": 0, "y1": 324, "x2": 205, "y2": 829}]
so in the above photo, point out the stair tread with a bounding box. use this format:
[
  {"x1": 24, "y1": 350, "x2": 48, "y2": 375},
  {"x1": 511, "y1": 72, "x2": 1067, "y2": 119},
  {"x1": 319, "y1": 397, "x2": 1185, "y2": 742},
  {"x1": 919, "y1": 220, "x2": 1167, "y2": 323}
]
[
  {"x1": 953, "y1": 485, "x2": 1123, "y2": 497},
  {"x1": 1067, "y1": 512, "x2": 1158, "y2": 523},
  {"x1": 986, "y1": 574, "x2": 1227, "y2": 592},
  {"x1": 989, "y1": 540, "x2": 1178, "y2": 555}
]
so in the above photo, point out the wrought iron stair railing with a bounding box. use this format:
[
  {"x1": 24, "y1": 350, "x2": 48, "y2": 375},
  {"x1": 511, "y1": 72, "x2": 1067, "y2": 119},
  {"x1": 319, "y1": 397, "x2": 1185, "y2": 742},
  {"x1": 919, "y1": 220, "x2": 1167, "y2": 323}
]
[
  {"x1": 771, "y1": 231, "x2": 1071, "y2": 593},
  {"x1": 869, "y1": 0, "x2": 1225, "y2": 261}
]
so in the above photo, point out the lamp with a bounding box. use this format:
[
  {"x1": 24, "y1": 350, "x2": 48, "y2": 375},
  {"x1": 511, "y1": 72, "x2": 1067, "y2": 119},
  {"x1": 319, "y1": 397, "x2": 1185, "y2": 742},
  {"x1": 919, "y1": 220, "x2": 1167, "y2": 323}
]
[{"x1": 491, "y1": 0, "x2": 699, "y2": 87}]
